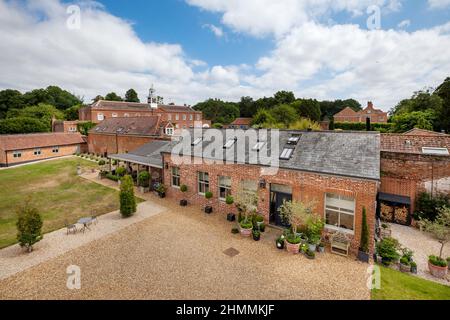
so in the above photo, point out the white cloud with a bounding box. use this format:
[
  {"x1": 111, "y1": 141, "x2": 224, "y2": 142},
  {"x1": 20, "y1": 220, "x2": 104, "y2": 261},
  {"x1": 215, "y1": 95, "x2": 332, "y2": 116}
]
[
  {"x1": 428, "y1": 0, "x2": 450, "y2": 9},
  {"x1": 397, "y1": 19, "x2": 411, "y2": 28},
  {"x1": 203, "y1": 24, "x2": 224, "y2": 37}
]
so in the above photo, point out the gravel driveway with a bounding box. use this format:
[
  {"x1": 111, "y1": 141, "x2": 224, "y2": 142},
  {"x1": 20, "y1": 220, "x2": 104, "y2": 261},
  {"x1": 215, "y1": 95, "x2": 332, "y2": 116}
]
[{"x1": 0, "y1": 195, "x2": 371, "y2": 300}]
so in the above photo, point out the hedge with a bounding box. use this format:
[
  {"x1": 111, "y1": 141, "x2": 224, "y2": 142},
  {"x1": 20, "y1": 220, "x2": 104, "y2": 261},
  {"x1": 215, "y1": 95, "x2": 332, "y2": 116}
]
[{"x1": 334, "y1": 122, "x2": 394, "y2": 132}]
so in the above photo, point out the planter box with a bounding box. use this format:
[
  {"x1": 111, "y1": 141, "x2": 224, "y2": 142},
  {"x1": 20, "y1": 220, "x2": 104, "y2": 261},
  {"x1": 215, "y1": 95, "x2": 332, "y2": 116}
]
[
  {"x1": 428, "y1": 262, "x2": 448, "y2": 279},
  {"x1": 204, "y1": 206, "x2": 213, "y2": 214},
  {"x1": 240, "y1": 227, "x2": 252, "y2": 237},
  {"x1": 357, "y1": 251, "x2": 370, "y2": 263},
  {"x1": 285, "y1": 241, "x2": 300, "y2": 254},
  {"x1": 399, "y1": 263, "x2": 410, "y2": 273},
  {"x1": 252, "y1": 233, "x2": 261, "y2": 241}
]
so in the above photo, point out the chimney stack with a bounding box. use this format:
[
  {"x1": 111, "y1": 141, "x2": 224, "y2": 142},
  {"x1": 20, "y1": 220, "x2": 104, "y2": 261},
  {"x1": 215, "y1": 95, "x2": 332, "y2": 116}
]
[{"x1": 367, "y1": 101, "x2": 374, "y2": 109}]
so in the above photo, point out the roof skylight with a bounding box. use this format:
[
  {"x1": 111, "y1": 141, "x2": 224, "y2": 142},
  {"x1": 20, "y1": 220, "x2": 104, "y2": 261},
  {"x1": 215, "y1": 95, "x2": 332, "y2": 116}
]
[
  {"x1": 280, "y1": 148, "x2": 294, "y2": 160},
  {"x1": 422, "y1": 147, "x2": 449, "y2": 155},
  {"x1": 252, "y1": 142, "x2": 266, "y2": 151},
  {"x1": 223, "y1": 139, "x2": 236, "y2": 149}
]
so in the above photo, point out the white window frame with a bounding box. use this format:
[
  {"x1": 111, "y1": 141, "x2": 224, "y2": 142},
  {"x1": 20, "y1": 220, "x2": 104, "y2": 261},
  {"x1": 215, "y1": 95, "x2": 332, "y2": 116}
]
[
  {"x1": 13, "y1": 151, "x2": 22, "y2": 158},
  {"x1": 190, "y1": 114, "x2": 193, "y2": 121},
  {"x1": 175, "y1": 114, "x2": 179, "y2": 121},
  {"x1": 112, "y1": 113, "x2": 118, "y2": 118},
  {"x1": 198, "y1": 172, "x2": 209, "y2": 195},
  {"x1": 52, "y1": 146, "x2": 60, "y2": 153},
  {"x1": 218, "y1": 176, "x2": 232, "y2": 201},
  {"x1": 324, "y1": 193, "x2": 355, "y2": 234},
  {"x1": 183, "y1": 114, "x2": 187, "y2": 120},
  {"x1": 166, "y1": 127, "x2": 174, "y2": 136},
  {"x1": 124, "y1": 113, "x2": 130, "y2": 117},
  {"x1": 97, "y1": 113, "x2": 104, "y2": 121},
  {"x1": 171, "y1": 167, "x2": 180, "y2": 188},
  {"x1": 34, "y1": 148, "x2": 42, "y2": 156}
]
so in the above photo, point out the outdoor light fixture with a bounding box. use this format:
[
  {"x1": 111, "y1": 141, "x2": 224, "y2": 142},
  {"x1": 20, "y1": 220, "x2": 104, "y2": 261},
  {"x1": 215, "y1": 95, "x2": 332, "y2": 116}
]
[
  {"x1": 259, "y1": 179, "x2": 266, "y2": 189},
  {"x1": 165, "y1": 162, "x2": 169, "y2": 169}
]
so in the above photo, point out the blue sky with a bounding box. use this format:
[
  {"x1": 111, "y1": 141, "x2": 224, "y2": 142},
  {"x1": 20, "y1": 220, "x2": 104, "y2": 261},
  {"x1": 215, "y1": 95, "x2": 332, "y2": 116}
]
[{"x1": 1, "y1": 0, "x2": 449, "y2": 109}]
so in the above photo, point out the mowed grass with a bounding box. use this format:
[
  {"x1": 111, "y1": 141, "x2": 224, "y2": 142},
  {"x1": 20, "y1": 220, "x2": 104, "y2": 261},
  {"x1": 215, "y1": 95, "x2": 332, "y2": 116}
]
[
  {"x1": 372, "y1": 266, "x2": 450, "y2": 300},
  {"x1": 0, "y1": 157, "x2": 141, "y2": 249}
]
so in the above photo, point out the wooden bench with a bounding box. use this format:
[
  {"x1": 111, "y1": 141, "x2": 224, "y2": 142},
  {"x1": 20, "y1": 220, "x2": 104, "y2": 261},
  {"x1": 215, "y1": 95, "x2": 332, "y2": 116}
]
[{"x1": 330, "y1": 232, "x2": 350, "y2": 257}]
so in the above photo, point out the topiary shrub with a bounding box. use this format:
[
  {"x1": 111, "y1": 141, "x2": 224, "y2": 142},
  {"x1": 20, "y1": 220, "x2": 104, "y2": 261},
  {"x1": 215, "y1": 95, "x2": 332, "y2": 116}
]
[
  {"x1": 360, "y1": 207, "x2": 369, "y2": 253},
  {"x1": 180, "y1": 184, "x2": 188, "y2": 193},
  {"x1": 138, "y1": 171, "x2": 151, "y2": 188},
  {"x1": 120, "y1": 175, "x2": 136, "y2": 218},
  {"x1": 16, "y1": 200, "x2": 43, "y2": 253},
  {"x1": 376, "y1": 237, "x2": 400, "y2": 265},
  {"x1": 116, "y1": 167, "x2": 126, "y2": 177},
  {"x1": 205, "y1": 191, "x2": 213, "y2": 200},
  {"x1": 98, "y1": 160, "x2": 106, "y2": 166}
]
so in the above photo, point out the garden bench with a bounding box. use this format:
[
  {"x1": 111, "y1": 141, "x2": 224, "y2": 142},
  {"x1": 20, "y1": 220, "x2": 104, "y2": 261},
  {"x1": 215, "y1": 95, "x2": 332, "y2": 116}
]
[{"x1": 330, "y1": 232, "x2": 350, "y2": 257}]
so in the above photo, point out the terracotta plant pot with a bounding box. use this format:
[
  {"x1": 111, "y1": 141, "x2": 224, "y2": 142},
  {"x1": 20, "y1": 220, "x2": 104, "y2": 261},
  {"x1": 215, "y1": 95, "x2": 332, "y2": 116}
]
[
  {"x1": 428, "y1": 262, "x2": 448, "y2": 279},
  {"x1": 285, "y1": 241, "x2": 300, "y2": 254}
]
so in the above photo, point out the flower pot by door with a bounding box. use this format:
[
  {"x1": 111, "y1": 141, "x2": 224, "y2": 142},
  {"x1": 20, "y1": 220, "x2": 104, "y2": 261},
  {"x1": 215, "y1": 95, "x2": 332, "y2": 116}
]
[
  {"x1": 204, "y1": 206, "x2": 213, "y2": 214},
  {"x1": 285, "y1": 242, "x2": 300, "y2": 254},
  {"x1": 240, "y1": 227, "x2": 252, "y2": 237},
  {"x1": 357, "y1": 250, "x2": 370, "y2": 263},
  {"x1": 227, "y1": 213, "x2": 236, "y2": 222},
  {"x1": 428, "y1": 262, "x2": 448, "y2": 279}
]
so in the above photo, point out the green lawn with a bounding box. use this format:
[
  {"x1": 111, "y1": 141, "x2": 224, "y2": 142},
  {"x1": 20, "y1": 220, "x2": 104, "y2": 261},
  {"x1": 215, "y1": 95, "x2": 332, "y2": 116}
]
[
  {"x1": 372, "y1": 266, "x2": 450, "y2": 300},
  {"x1": 0, "y1": 157, "x2": 141, "y2": 249}
]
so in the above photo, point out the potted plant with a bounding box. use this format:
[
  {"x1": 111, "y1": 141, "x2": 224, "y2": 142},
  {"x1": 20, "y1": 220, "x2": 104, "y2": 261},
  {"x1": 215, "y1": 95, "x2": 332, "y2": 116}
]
[
  {"x1": 305, "y1": 249, "x2": 316, "y2": 260},
  {"x1": 259, "y1": 223, "x2": 266, "y2": 233},
  {"x1": 410, "y1": 261, "x2": 418, "y2": 274},
  {"x1": 375, "y1": 237, "x2": 400, "y2": 266},
  {"x1": 317, "y1": 242, "x2": 325, "y2": 253},
  {"x1": 156, "y1": 184, "x2": 166, "y2": 198},
  {"x1": 225, "y1": 195, "x2": 235, "y2": 221},
  {"x1": 276, "y1": 236, "x2": 285, "y2": 250},
  {"x1": 419, "y1": 206, "x2": 450, "y2": 278},
  {"x1": 358, "y1": 207, "x2": 370, "y2": 263},
  {"x1": 235, "y1": 186, "x2": 258, "y2": 237},
  {"x1": 306, "y1": 216, "x2": 324, "y2": 253},
  {"x1": 381, "y1": 223, "x2": 392, "y2": 238},
  {"x1": 231, "y1": 227, "x2": 239, "y2": 234},
  {"x1": 254, "y1": 215, "x2": 264, "y2": 228},
  {"x1": 204, "y1": 191, "x2": 213, "y2": 213},
  {"x1": 279, "y1": 200, "x2": 316, "y2": 255},
  {"x1": 138, "y1": 171, "x2": 151, "y2": 193},
  {"x1": 179, "y1": 185, "x2": 188, "y2": 206},
  {"x1": 399, "y1": 256, "x2": 411, "y2": 273},
  {"x1": 252, "y1": 229, "x2": 261, "y2": 241}
]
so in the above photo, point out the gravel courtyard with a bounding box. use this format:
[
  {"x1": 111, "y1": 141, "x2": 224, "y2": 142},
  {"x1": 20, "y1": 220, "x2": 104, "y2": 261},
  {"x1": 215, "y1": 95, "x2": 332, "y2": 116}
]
[{"x1": 0, "y1": 195, "x2": 371, "y2": 300}]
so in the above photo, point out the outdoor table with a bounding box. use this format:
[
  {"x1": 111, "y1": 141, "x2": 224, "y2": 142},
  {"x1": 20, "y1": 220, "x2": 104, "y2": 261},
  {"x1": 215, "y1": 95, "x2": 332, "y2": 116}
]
[{"x1": 78, "y1": 217, "x2": 93, "y2": 232}]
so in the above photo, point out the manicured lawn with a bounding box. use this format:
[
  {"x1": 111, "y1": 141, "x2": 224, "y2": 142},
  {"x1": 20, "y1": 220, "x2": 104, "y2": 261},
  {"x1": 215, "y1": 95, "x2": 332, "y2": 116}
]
[
  {"x1": 372, "y1": 266, "x2": 450, "y2": 300},
  {"x1": 0, "y1": 157, "x2": 141, "y2": 249}
]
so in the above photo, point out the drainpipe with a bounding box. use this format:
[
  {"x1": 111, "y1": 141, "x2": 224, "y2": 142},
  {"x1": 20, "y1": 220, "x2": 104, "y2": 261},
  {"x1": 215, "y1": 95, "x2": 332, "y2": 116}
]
[{"x1": 116, "y1": 132, "x2": 119, "y2": 154}]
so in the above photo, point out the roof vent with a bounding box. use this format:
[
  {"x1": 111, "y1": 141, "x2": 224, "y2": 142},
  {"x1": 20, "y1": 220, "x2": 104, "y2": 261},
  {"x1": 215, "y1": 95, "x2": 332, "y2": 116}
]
[{"x1": 287, "y1": 136, "x2": 300, "y2": 145}]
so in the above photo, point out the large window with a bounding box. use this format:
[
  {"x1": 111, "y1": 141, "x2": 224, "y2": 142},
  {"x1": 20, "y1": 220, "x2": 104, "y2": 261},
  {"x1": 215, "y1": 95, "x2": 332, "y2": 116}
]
[
  {"x1": 172, "y1": 167, "x2": 180, "y2": 187},
  {"x1": 97, "y1": 113, "x2": 104, "y2": 121},
  {"x1": 198, "y1": 172, "x2": 209, "y2": 194},
  {"x1": 219, "y1": 176, "x2": 231, "y2": 201},
  {"x1": 166, "y1": 127, "x2": 174, "y2": 136},
  {"x1": 325, "y1": 193, "x2": 355, "y2": 233},
  {"x1": 13, "y1": 151, "x2": 22, "y2": 158},
  {"x1": 52, "y1": 146, "x2": 59, "y2": 153}
]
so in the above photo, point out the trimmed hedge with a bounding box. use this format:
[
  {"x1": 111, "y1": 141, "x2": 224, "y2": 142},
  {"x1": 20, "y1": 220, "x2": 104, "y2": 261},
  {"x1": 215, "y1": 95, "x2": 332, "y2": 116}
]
[
  {"x1": 106, "y1": 173, "x2": 120, "y2": 182},
  {"x1": 334, "y1": 122, "x2": 394, "y2": 132}
]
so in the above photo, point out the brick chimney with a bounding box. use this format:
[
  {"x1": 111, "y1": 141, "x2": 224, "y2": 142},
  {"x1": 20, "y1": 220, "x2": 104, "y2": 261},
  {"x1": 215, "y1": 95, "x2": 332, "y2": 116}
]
[{"x1": 367, "y1": 101, "x2": 374, "y2": 109}]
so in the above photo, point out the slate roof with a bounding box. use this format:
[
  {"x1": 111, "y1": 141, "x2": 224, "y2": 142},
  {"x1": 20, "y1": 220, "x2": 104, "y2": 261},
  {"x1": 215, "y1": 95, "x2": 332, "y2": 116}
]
[
  {"x1": 89, "y1": 117, "x2": 163, "y2": 136},
  {"x1": 159, "y1": 129, "x2": 381, "y2": 180},
  {"x1": 109, "y1": 140, "x2": 170, "y2": 168},
  {"x1": 0, "y1": 133, "x2": 85, "y2": 151},
  {"x1": 90, "y1": 100, "x2": 200, "y2": 113}
]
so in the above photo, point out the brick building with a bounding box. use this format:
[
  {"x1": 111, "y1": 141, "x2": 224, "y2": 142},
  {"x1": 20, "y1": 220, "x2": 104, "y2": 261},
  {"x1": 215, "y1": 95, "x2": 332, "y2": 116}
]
[
  {"x1": 88, "y1": 116, "x2": 173, "y2": 156},
  {"x1": 334, "y1": 102, "x2": 388, "y2": 123},
  {"x1": 379, "y1": 132, "x2": 450, "y2": 225},
  {"x1": 226, "y1": 118, "x2": 252, "y2": 129},
  {"x1": 0, "y1": 133, "x2": 87, "y2": 167},
  {"x1": 79, "y1": 100, "x2": 207, "y2": 129},
  {"x1": 157, "y1": 130, "x2": 380, "y2": 255}
]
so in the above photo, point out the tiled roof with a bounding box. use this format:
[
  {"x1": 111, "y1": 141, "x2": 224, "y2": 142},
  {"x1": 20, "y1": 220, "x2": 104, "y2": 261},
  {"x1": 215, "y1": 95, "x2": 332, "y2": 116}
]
[
  {"x1": 0, "y1": 133, "x2": 85, "y2": 151},
  {"x1": 381, "y1": 134, "x2": 450, "y2": 154},
  {"x1": 158, "y1": 105, "x2": 200, "y2": 113},
  {"x1": 403, "y1": 128, "x2": 448, "y2": 136},
  {"x1": 160, "y1": 129, "x2": 381, "y2": 180},
  {"x1": 90, "y1": 117, "x2": 164, "y2": 136},
  {"x1": 90, "y1": 100, "x2": 200, "y2": 113},
  {"x1": 229, "y1": 118, "x2": 252, "y2": 126}
]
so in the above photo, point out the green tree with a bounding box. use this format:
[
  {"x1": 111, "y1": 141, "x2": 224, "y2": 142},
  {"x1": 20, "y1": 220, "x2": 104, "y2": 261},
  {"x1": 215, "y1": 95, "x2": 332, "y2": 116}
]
[
  {"x1": 271, "y1": 104, "x2": 298, "y2": 127},
  {"x1": 125, "y1": 89, "x2": 140, "y2": 103},
  {"x1": 274, "y1": 91, "x2": 296, "y2": 105},
  {"x1": 193, "y1": 98, "x2": 239, "y2": 124},
  {"x1": 390, "y1": 110, "x2": 436, "y2": 133},
  {"x1": 0, "y1": 117, "x2": 48, "y2": 134},
  {"x1": 22, "y1": 86, "x2": 82, "y2": 110},
  {"x1": 77, "y1": 121, "x2": 96, "y2": 135},
  {"x1": 0, "y1": 89, "x2": 24, "y2": 119},
  {"x1": 105, "y1": 92, "x2": 123, "y2": 102},
  {"x1": 7, "y1": 104, "x2": 65, "y2": 131},
  {"x1": 419, "y1": 206, "x2": 450, "y2": 259},
  {"x1": 120, "y1": 175, "x2": 137, "y2": 217},
  {"x1": 238, "y1": 96, "x2": 257, "y2": 117},
  {"x1": 16, "y1": 200, "x2": 43, "y2": 253},
  {"x1": 434, "y1": 77, "x2": 450, "y2": 133},
  {"x1": 291, "y1": 99, "x2": 321, "y2": 121},
  {"x1": 65, "y1": 104, "x2": 83, "y2": 121},
  {"x1": 92, "y1": 95, "x2": 104, "y2": 102},
  {"x1": 319, "y1": 99, "x2": 362, "y2": 120},
  {"x1": 251, "y1": 109, "x2": 276, "y2": 126}
]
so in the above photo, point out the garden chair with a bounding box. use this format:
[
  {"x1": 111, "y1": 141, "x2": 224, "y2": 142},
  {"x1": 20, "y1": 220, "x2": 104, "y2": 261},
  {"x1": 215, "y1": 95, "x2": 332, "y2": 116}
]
[
  {"x1": 330, "y1": 231, "x2": 350, "y2": 257},
  {"x1": 65, "y1": 220, "x2": 77, "y2": 235}
]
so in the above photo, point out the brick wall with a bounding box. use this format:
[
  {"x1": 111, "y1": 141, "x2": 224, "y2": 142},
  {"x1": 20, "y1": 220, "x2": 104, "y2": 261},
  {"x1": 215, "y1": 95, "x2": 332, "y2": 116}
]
[
  {"x1": 52, "y1": 121, "x2": 79, "y2": 133},
  {"x1": 88, "y1": 133, "x2": 169, "y2": 155},
  {"x1": 2, "y1": 144, "x2": 82, "y2": 166},
  {"x1": 162, "y1": 154, "x2": 379, "y2": 255}
]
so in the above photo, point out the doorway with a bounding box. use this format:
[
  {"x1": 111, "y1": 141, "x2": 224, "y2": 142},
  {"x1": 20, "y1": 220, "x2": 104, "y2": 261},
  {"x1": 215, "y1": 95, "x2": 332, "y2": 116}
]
[{"x1": 270, "y1": 184, "x2": 292, "y2": 227}]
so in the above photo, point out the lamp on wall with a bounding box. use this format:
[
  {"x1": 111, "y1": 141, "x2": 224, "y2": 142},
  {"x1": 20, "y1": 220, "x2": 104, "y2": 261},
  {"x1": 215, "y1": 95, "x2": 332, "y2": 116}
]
[
  {"x1": 164, "y1": 162, "x2": 169, "y2": 170},
  {"x1": 259, "y1": 179, "x2": 266, "y2": 189}
]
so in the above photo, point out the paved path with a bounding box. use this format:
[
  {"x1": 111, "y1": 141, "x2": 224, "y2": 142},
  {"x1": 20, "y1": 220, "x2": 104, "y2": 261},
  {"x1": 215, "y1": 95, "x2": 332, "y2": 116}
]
[
  {"x1": 0, "y1": 201, "x2": 166, "y2": 281},
  {"x1": 390, "y1": 223, "x2": 450, "y2": 285}
]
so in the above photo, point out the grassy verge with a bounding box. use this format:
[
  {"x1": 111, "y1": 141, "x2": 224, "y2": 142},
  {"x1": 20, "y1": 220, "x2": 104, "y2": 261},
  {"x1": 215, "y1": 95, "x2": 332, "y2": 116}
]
[{"x1": 372, "y1": 265, "x2": 450, "y2": 300}]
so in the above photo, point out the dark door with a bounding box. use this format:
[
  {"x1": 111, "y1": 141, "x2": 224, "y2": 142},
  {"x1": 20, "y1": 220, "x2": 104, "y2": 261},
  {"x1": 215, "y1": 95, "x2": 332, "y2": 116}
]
[{"x1": 270, "y1": 190, "x2": 292, "y2": 227}]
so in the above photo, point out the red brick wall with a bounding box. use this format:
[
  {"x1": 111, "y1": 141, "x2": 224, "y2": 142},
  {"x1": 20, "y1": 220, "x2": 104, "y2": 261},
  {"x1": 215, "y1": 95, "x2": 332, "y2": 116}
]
[
  {"x1": 2, "y1": 144, "x2": 83, "y2": 166},
  {"x1": 162, "y1": 154, "x2": 379, "y2": 255},
  {"x1": 88, "y1": 133, "x2": 169, "y2": 155}
]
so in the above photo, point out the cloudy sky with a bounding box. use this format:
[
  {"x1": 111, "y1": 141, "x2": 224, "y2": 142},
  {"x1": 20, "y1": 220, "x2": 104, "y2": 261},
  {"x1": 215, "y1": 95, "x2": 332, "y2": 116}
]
[{"x1": 0, "y1": 0, "x2": 449, "y2": 110}]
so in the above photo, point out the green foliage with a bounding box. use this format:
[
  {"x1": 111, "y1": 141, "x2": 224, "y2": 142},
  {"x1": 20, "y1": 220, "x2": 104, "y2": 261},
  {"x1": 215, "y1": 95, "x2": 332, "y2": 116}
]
[
  {"x1": 156, "y1": 184, "x2": 166, "y2": 194},
  {"x1": 98, "y1": 160, "x2": 106, "y2": 166},
  {"x1": 251, "y1": 109, "x2": 276, "y2": 126},
  {"x1": 429, "y1": 255, "x2": 448, "y2": 267},
  {"x1": 360, "y1": 207, "x2": 369, "y2": 253},
  {"x1": 116, "y1": 167, "x2": 126, "y2": 177},
  {"x1": 252, "y1": 229, "x2": 261, "y2": 237},
  {"x1": 319, "y1": 99, "x2": 362, "y2": 120},
  {"x1": 124, "y1": 89, "x2": 140, "y2": 103},
  {"x1": 65, "y1": 104, "x2": 83, "y2": 121},
  {"x1": 0, "y1": 89, "x2": 24, "y2": 119},
  {"x1": 414, "y1": 192, "x2": 450, "y2": 222},
  {"x1": 231, "y1": 227, "x2": 239, "y2": 234},
  {"x1": 238, "y1": 96, "x2": 257, "y2": 118},
  {"x1": 16, "y1": 200, "x2": 43, "y2": 252},
  {"x1": 212, "y1": 123, "x2": 223, "y2": 129},
  {"x1": 77, "y1": 122, "x2": 96, "y2": 136},
  {"x1": 279, "y1": 200, "x2": 316, "y2": 235},
  {"x1": 193, "y1": 98, "x2": 240, "y2": 124},
  {"x1": 291, "y1": 99, "x2": 321, "y2": 121},
  {"x1": 306, "y1": 216, "x2": 324, "y2": 245},
  {"x1": 434, "y1": 77, "x2": 450, "y2": 132},
  {"x1": 180, "y1": 184, "x2": 188, "y2": 193},
  {"x1": 225, "y1": 195, "x2": 234, "y2": 205},
  {"x1": 105, "y1": 92, "x2": 123, "y2": 101},
  {"x1": 376, "y1": 237, "x2": 401, "y2": 264},
  {"x1": 119, "y1": 175, "x2": 136, "y2": 217},
  {"x1": 21, "y1": 86, "x2": 82, "y2": 110},
  {"x1": 400, "y1": 256, "x2": 410, "y2": 266},
  {"x1": 274, "y1": 91, "x2": 296, "y2": 105},
  {"x1": 7, "y1": 103, "x2": 65, "y2": 131},
  {"x1": 287, "y1": 118, "x2": 322, "y2": 131},
  {"x1": 390, "y1": 110, "x2": 436, "y2": 132},
  {"x1": 137, "y1": 171, "x2": 151, "y2": 188},
  {"x1": 271, "y1": 104, "x2": 298, "y2": 126},
  {"x1": 334, "y1": 121, "x2": 394, "y2": 132},
  {"x1": 419, "y1": 206, "x2": 450, "y2": 259},
  {"x1": 259, "y1": 223, "x2": 266, "y2": 232},
  {"x1": 286, "y1": 233, "x2": 301, "y2": 244},
  {"x1": 240, "y1": 220, "x2": 253, "y2": 229},
  {"x1": 0, "y1": 117, "x2": 48, "y2": 134},
  {"x1": 205, "y1": 191, "x2": 213, "y2": 199},
  {"x1": 106, "y1": 173, "x2": 120, "y2": 182}
]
